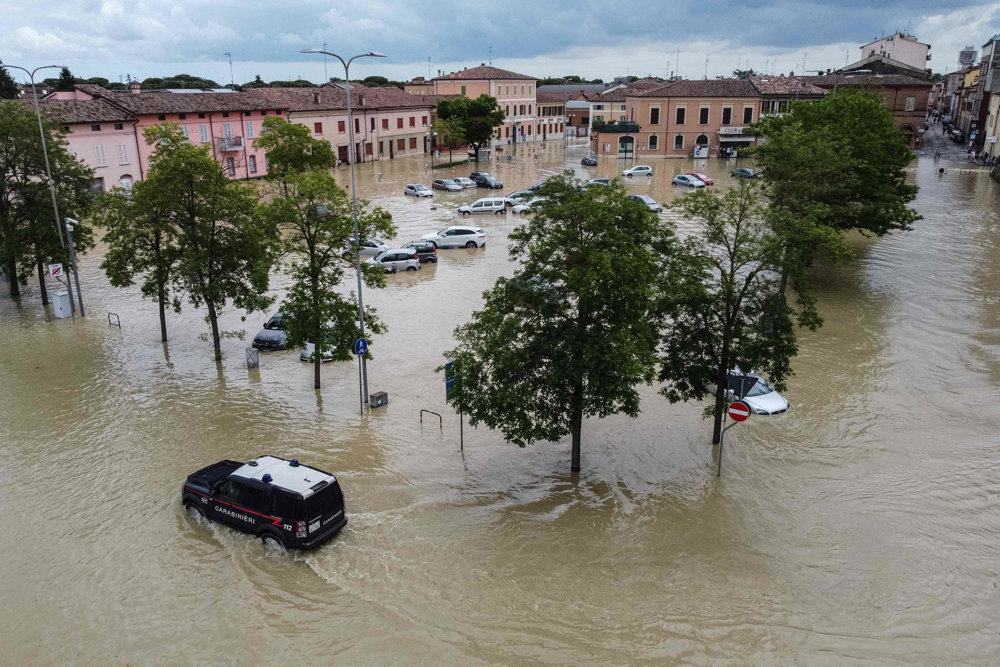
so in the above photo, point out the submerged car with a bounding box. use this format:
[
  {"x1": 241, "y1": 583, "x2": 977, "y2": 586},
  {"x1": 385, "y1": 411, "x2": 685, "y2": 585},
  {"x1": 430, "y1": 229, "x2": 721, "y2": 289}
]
[
  {"x1": 432, "y1": 178, "x2": 463, "y2": 192},
  {"x1": 452, "y1": 177, "x2": 477, "y2": 188},
  {"x1": 251, "y1": 312, "x2": 287, "y2": 351},
  {"x1": 401, "y1": 240, "x2": 438, "y2": 263},
  {"x1": 725, "y1": 371, "x2": 789, "y2": 415},
  {"x1": 581, "y1": 155, "x2": 598, "y2": 166},
  {"x1": 367, "y1": 248, "x2": 421, "y2": 273},
  {"x1": 343, "y1": 237, "x2": 388, "y2": 259},
  {"x1": 421, "y1": 226, "x2": 487, "y2": 248},
  {"x1": 512, "y1": 197, "x2": 546, "y2": 214},
  {"x1": 404, "y1": 184, "x2": 433, "y2": 197},
  {"x1": 688, "y1": 172, "x2": 713, "y2": 185},
  {"x1": 732, "y1": 167, "x2": 759, "y2": 179},
  {"x1": 182, "y1": 455, "x2": 347, "y2": 550},
  {"x1": 622, "y1": 165, "x2": 653, "y2": 177},
  {"x1": 672, "y1": 174, "x2": 705, "y2": 188},
  {"x1": 629, "y1": 194, "x2": 663, "y2": 212}
]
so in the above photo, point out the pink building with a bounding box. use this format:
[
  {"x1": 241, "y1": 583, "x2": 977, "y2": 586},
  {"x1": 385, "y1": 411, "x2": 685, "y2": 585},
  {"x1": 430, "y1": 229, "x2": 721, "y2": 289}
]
[
  {"x1": 432, "y1": 65, "x2": 542, "y2": 144},
  {"x1": 39, "y1": 97, "x2": 143, "y2": 192},
  {"x1": 43, "y1": 83, "x2": 288, "y2": 185},
  {"x1": 247, "y1": 83, "x2": 437, "y2": 163}
]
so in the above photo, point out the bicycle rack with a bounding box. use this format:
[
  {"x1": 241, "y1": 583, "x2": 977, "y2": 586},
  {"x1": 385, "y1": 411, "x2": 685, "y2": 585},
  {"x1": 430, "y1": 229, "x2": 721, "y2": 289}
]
[
  {"x1": 420, "y1": 409, "x2": 442, "y2": 429},
  {"x1": 107, "y1": 312, "x2": 121, "y2": 328}
]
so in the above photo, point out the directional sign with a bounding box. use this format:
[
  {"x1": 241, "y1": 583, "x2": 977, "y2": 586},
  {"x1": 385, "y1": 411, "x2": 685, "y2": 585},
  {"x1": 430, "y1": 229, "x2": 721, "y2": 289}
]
[
  {"x1": 48, "y1": 263, "x2": 63, "y2": 278},
  {"x1": 728, "y1": 401, "x2": 751, "y2": 422},
  {"x1": 352, "y1": 338, "x2": 368, "y2": 356},
  {"x1": 444, "y1": 361, "x2": 455, "y2": 399}
]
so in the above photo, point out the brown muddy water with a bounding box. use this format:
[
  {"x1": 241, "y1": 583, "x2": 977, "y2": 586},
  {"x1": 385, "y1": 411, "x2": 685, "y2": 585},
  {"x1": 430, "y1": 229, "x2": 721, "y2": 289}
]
[{"x1": 1, "y1": 141, "x2": 998, "y2": 663}]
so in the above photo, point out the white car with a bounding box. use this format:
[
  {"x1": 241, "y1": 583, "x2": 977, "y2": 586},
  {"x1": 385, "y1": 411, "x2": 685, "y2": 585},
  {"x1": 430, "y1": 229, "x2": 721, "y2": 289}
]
[
  {"x1": 404, "y1": 184, "x2": 433, "y2": 197},
  {"x1": 343, "y1": 237, "x2": 388, "y2": 258},
  {"x1": 367, "y1": 248, "x2": 421, "y2": 273},
  {"x1": 672, "y1": 174, "x2": 705, "y2": 188},
  {"x1": 629, "y1": 194, "x2": 662, "y2": 212},
  {"x1": 512, "y1": 197, "x2": 546, "y2": 214},
  {"x1": 453, "y1": 177, "x2": 477, "y2": 188},
  {"x1": 458, "y1": 197, "x2": 508, "y2": 216},
  {"x1": 622, "y1": 165, "x2": 653, "y2": 178},
  {"x1": 725, "y1": 371, "x2": 789, "y2": 415},
  {"x1": 421, "y1": 226, "x2": 487, "y2": 248}
]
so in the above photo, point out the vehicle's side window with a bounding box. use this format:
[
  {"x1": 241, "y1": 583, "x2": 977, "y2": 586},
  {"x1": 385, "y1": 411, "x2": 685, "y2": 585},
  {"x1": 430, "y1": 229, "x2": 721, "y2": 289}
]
[
  {"x1": 216, "y1": 479, "x2": 244, "y2": 503},
  {"x1": 272, "y1": 490, "x2": 297, "y2": 519}
]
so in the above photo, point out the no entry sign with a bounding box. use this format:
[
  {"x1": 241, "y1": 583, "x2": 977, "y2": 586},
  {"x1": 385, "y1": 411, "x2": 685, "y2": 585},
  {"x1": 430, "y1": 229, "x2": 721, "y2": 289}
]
[{"x1": 728, "y1": 401, "x2": 751, "y2": 422}]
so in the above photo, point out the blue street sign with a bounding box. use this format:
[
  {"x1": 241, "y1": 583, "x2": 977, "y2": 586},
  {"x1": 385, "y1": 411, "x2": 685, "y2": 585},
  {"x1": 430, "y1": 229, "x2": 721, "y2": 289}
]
[
  {"x1": 445, "y1": 361, "x2": 455, "y2": 399},
  {"x1": 352, "y1": 338, "x2": 368, "y2": 356}
]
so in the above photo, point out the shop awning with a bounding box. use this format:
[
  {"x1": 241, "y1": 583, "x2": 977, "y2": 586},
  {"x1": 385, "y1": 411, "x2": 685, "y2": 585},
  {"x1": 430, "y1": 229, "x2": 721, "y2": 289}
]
[{"x1": 718, "y1": 135, "x2": 754, "y2": 142}]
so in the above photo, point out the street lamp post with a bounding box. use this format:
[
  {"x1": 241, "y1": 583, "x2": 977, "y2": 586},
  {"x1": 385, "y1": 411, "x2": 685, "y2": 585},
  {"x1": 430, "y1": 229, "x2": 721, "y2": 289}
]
[
  {"x1": 427, "y1": 130, "x2": 437, "y2": 169},
  {"x1": 2, "y1": 62, "x2": 80, "y2": 315},
  {"x1": 302, "y1": 48, "x2": 385, "y2": 408},
  {"x1": 64, "y1": 217, "x2": 85, "y2": 316}
]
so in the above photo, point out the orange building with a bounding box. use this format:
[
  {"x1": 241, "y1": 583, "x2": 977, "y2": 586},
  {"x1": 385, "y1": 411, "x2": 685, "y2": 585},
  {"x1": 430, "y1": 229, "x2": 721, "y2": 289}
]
[
  {"x1": 593, "y1": 79, "x2": 760, "y2": 159},
  {"x1": 433, "y1": 65, "x2": 547, "y2": 143}
]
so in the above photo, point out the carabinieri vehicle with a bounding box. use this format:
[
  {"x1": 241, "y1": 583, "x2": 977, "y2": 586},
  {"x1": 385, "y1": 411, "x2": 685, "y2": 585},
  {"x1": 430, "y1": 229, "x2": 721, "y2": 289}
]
[{"x1": 182, "y1": 455, "x2": 347, "y2": 550}]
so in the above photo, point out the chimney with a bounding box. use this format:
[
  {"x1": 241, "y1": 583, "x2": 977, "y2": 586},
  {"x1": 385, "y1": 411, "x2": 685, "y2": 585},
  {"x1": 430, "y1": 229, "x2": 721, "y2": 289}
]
[
  {"x1": 129, "y1": 80, "x2": 141, "y2": 94},
  {"x1": 313, "y1": 92, "x2": 320, "y2": 104},
  {"x1": 359, "y1": 94, "x2": 366, "y2": 107}
]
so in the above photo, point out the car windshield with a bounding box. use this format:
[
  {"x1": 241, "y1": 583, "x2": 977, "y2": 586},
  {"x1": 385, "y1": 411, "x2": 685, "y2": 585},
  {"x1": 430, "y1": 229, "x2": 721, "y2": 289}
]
[
  {"x1": 744, "y1": 377, "x2": 774, "y2": 396},
  {"x1": 264, "y1": 316, "x2": 283, "y2": 330},
  {"x1": 372, "y1": 251, "x2": 386, "y2": 261},
  {"x1": 416, "y1": 185, "x2": 428, "y2": 190},
  {"x1": 639, "y1": 196, "x2": 654, "y2": 203},
  {"x1": 436, "y1": 229, "x2": 449, "y2": 236}
]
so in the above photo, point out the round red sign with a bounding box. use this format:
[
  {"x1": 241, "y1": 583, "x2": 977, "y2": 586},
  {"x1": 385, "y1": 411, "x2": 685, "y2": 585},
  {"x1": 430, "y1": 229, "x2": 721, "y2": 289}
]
[{"x1": 728, "y1": 401, "x2": 751, "y2": 422}]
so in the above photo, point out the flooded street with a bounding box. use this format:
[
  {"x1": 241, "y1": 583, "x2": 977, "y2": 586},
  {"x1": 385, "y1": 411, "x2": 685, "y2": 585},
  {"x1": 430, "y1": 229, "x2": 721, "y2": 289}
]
[{"x1": 1, "y1": 140, "x2": 999, "y2": 663}]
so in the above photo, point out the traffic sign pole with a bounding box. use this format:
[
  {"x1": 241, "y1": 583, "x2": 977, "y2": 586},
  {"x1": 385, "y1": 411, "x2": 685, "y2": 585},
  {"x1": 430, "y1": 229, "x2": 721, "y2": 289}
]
[{"x1": 718, "y1": 401, "x2": 750, "y2": 476}]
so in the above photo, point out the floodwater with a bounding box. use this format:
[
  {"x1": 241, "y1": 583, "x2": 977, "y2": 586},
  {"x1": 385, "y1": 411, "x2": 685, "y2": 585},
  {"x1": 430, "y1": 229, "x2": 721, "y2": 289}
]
[{"x1": 1, "y1": 141, "x2": 998, "y2": 664}]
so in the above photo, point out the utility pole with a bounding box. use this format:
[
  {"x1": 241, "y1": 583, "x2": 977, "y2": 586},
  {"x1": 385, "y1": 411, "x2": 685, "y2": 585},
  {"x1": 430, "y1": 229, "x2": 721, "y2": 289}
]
[
  {"x1": 323, "y1": 43, "x2": 328, "y2": 82},
  {"x1": 801, "y1": 52, "x2": 807, "y2": 75}
]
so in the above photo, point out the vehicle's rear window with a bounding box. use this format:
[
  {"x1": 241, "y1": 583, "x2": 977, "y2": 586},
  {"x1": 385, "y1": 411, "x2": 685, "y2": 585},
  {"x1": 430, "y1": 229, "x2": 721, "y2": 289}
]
[
  {"x1": 272, "y1": 490, "x2": 298, "y2": 519},
  {"x1": 304, "y1": 484, "x2": 343, "y2": 518}
]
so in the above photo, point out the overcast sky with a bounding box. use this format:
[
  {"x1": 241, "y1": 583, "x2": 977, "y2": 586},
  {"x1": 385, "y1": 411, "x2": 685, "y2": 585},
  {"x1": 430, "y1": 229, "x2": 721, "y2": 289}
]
[{"x1": 2, "y1": 1, "x2": 998, "y2": 86}]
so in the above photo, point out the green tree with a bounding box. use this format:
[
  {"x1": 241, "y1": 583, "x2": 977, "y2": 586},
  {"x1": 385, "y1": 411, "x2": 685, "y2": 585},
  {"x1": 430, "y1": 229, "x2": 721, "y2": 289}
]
[
  {"x1": 363, "y1": 75, "x2": 389, "y2": 86},
  {"x1": 244, "y1": 75, "x2": 266, "y2": 88},
  {"x1": 732, "y1": 69, "x2": 752, "y2": 79},
  {"x1": 752, "y1": 90, "x2": 919, "y2": 309},
  {"x1": 442, "y1": 173, "x2": 673, "y2": 473},
  {"x1": 658, "y1": 182, "x2": 798, "y2": 444},
  {"x1": 141, "y1": 124, "x2": 277, "y2": 360},
  {"x1": 95, "y1": 181, "x2": 181, "y2": 342},
  {"x1": 0, "y1": 66, "x2": 19, "y2": 100},
  {"x1": 0, "y1": 100, "x2": 94, "y2": 301},
  {"x1": 436, "y1": 94, "x2": 505, "y2": 162},
  {"x1": 432, "y1": 116, "x2": 464, "y2": 163},
  {"x1": 259, "y1": 171, "x2": 395, "y2": 387},
  {"x1": 253, "y1": 116, "x2": 336, "y2": 180},
  {"x1": 56, "y1": 67, "x2": 76, "y2": 91}
]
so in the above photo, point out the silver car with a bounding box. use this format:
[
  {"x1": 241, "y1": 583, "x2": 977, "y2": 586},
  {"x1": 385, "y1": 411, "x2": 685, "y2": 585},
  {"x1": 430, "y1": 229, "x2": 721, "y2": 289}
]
[
  {"x1": 367, "y1": 248, "x2": 421, "y2": 273},
  {"x1": 630, "y1": 194, "x2": 663, "y2": 212},
  {"x1": 452, "y1": 177, "x2": 477, "y2": 188},
  {"x1": 404, "y1": 184, "x2": 433, "y2": 197},
  {"x1": 343, "y1": 237, "x2": 388, "y2": 258},
  {"x1": 420, "y1": 226, "x2": 487, "y2": 248},
  {"x1": 432, "y1": 178, "x2": 463, "y2": 192}
]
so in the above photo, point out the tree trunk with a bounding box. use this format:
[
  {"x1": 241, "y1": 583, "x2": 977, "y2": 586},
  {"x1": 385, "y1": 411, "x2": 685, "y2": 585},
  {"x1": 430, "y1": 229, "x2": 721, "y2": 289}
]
[
  {"x1": 6, "y1": 257, "x2": 19, "y2": 299},
  {"x1": 157, "y1": 281, "x2": 168, "y2": 342},
  {"x1": 314, "y1": 355, "x2": 321, "y2": 389},
  {"x1": 570, "y1": 381, "x2": 584, "y2": 473},
  {"x1": 35, "y1": 253, "x2": 49, "y2": 305},
  {"x1": 205, "y1": 297, "x2": 222, "y2": 361},
  {"x1": 712, "y1": 350, "x2": 731, "y2": 444}
]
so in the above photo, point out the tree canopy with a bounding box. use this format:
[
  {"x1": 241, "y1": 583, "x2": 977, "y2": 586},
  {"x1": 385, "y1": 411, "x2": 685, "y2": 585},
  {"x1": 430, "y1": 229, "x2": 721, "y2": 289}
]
[
  {"x1": 0, "y1": 66, "x2": 19, "y2": 100},
  {"x1": 436, "y1": 94, "x2": 505, "y2": 160},
  {"x1": 443, "y1": 172, "x2": 675, "y2": 472},
  {"x1": 253, "y1": 116, "x2": 336, "y2": 179}
]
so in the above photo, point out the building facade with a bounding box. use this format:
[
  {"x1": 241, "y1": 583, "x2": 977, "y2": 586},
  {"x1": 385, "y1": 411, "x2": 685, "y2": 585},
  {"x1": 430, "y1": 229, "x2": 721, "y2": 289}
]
[
  {"x1": 859, "y1": 33, "x2": 931, "y2": 70},
  {"x1": 592, "y1": 79, "x2": 760, "y2": 159},
  {"x1": 432, "y1": 65, "x2": 541, "y2": 144}
]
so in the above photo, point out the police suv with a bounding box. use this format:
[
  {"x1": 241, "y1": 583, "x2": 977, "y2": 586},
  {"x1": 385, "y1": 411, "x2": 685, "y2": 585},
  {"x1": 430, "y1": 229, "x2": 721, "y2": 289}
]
[{"x1": 182, "y1": 455, "x2": 347, "y2": 549}]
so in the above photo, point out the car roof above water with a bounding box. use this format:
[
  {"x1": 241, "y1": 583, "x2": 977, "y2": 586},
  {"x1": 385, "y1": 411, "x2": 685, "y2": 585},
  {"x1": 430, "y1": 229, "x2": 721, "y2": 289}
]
[{"x1": 231, "y1": 455, "x2": 336, "y2": 498}]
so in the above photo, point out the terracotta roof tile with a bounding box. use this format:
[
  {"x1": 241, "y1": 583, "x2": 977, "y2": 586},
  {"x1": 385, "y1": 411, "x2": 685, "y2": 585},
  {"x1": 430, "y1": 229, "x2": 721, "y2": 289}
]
[
  {"x1": 246, "y1": 83, "x2": 436, "y2": 112},
  {"x1": 750, "y1": 75, "x2": 828, "y2": 96},
  {"x1": 634, "y1": 78, "x2": 759, "y2": 98},
  {"x1": 798, "y1": 74, "x2": 933, "y2": 88},
  {"x1": 433, "y1": 65, "x2": 534, "y2": 81},
  {"x1": 37, "y1": 99, "x2": 137, "y2": 124}
]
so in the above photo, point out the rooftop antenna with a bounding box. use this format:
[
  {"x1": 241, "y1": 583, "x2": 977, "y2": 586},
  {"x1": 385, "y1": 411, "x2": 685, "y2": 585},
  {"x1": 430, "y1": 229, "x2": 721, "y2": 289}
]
[
  {"x1": 427, "y1": 56, "x2": 431, "y2": 79},
  {"x1": 801, "y1": 51, "x2": 807, "y2": 74},
  {"x1": 323, "y1": 42, "x2": 328, "y2": 82},
  {"x1": 676, "y1": 48, "x2": 680, "y2": 79},
  {"x1": 224, "y1": 51, "x2": 234, "y2": 89},
  {"x1": 704, "y1": 55, "x2": 709, "y2": 79},
  {"x1": 489, "y1": 45, "x2": 492, "y2": 65}
]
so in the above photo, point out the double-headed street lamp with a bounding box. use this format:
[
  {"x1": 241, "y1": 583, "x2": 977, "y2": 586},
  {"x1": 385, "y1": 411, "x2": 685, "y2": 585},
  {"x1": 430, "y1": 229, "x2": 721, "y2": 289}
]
[
  {"x1": 301, "y1": 48, "x2": 385, "y2": 409},
  {"x1": 1, "y1": 62, "x2": 82, "y2": 316}
]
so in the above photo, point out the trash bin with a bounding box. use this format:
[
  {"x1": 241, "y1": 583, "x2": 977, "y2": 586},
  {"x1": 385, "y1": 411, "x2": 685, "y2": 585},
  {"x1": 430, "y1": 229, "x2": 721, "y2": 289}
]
[
  {"x1": 52, "y1": 290, "x2": 71, "y2": 319},
  {"x1": 370, "y1": 391, "x2": 388, "y2": 408}
]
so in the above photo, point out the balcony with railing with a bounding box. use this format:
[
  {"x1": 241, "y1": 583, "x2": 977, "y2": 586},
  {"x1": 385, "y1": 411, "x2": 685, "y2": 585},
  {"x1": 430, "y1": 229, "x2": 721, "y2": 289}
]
[{"x1": 217, "y1": 136, "x2": 244, "y2": 152}]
